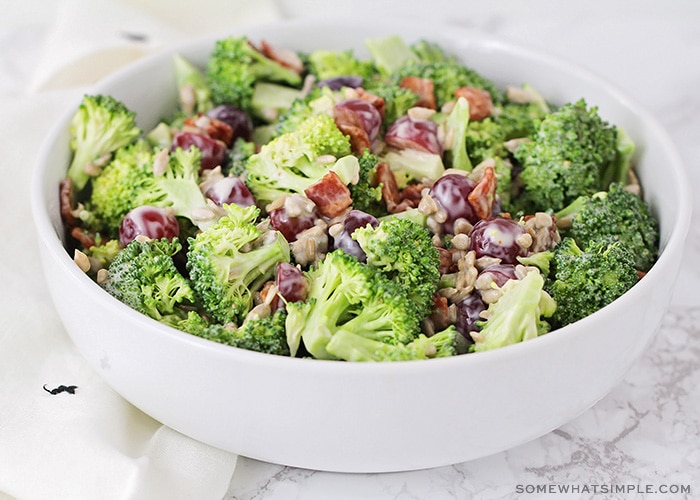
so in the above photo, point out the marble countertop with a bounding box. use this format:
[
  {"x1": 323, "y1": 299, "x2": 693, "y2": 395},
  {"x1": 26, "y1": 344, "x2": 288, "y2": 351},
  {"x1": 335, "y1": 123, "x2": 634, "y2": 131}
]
[
  {"x1": 225, "y1": 2, "x2": 700, "y2": 499},
  {"x1": 1, "y1": 1, "x2": 697, "y2": 498}
]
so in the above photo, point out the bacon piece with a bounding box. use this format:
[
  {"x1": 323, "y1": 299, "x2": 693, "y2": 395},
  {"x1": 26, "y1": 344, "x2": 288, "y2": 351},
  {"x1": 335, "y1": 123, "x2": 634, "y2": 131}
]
[
  {"x1": 259, "y1": 40, "x2": 304, "y2": 74},
  {"x1": 399, "y1": 183, "x2": 425, "y2": 208},
  {"x1": 59, "y1": 178, "x2": 77, "y2": 228},
  {"x1": 453, "y1": 87, "x2": 493, "y2": 121},
  {"x1": 335, "y1": 122, "x2": 371, "y2": 154},
  {"x1": 400, "y1": 76, "x2": 436, "y2": 110},
  {"x1": 428, "y1": 294, "x2": 451, "y2": 331},
  {"x1": 468, "y1": 165, "x2": 497, "y2": 219},
  {"x1": 304, "y1": 171, "x2": 352, "y2": 218},
  {"x1": 376, "y1": 162, "x2": 413, "y2": 214},
  {"x1": 355, "y1": 88, "x2": 386, "y2": 120}
]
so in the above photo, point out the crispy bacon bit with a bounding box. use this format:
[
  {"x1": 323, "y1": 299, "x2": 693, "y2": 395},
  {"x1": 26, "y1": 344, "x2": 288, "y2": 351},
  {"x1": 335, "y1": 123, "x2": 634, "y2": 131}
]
[
  {"x1": 59, "y1": 178, "x2": 77, "y2": 228},
  {"x1": 184, "y1": 115, "x2": 234, "y2": 146},
  {"x1": 467, "y1": 165, "x2": 497, "y2": 219},
  {"x1": 304, "y1": 171, "x2": 352, "y2": 218},
  {"x1": 336, "y1": 122, "x2": 371, "y2": 154},
  {"x1": 376, "y1": 162, "x2": 413, "y2": 214},
  {"x1": 355, "y1": 88, "x2": 386, "y2": 120},
  {"x1": 400, "y1": 76, "x2": 436, "y2": 110},
  {"x1": 428, "y1": 294, "x2": 451, "y2": 331},
  {"x1": 437, "y1": 247, "x2": 458, "y2": 274},
  {"x1": 454, "y1": 87, "x2": 493, "y2": 121},
  {"x1": 259, "y1": 40, "x2": 304, "y2": 74},
  {"x1": 70, "y1": 227, "x2": 97, "y2": 250},
  {"x1": 399, "y1": 183, "x2": 425, "y2": 208}
]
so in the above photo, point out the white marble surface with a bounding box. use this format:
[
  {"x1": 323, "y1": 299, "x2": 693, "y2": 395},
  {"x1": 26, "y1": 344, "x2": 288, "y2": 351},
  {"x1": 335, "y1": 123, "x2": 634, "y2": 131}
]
[
  {"x1": 226, "y1": 2, "x2": 700, "y2": 499},
  {"x1": 1, "y1": 1, "x2": 698, "y2": 498}
]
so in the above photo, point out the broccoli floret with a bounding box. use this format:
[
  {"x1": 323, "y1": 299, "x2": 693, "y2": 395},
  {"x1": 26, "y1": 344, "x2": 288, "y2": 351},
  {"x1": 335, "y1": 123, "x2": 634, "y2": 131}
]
[
  {"x1": 250, "y1": 82, "x2": 304, "y2": 123},
  {"x1": 348, "y1": 150, "x2": 386, "y2": 216},
  {"x1": 496, "y1": 100, "x2": 550, "y2": 141},
  {"x1": 67, "y1": 94, "x2": 141, "y2": 191},
  {"x1": 546, "y1": 237, "x2": 639, "y2": 328},
  {"x1": 512, "y1": 99, "x2": 619, "y2": 213},
  {"x1": 443, "y1": 96, "x2": 472, "y2": 171},
  {"x1": 410, "y1": 39, "x2": 452, "y2": 63},
  {"x1": 365, "y1": 35, "x2": 419, "y2": 75},
  {"x1": 173, "y1": 53, "x2": 213, "y2": 115},
  {"x1": 362, "y1": 82, "x2": 419, "y2": 127},
  {"x1": 186, "y1": 204, "x2": 290, "y2": 324},
  {"x1": 352, "y1": 217, "x2": 440, "y2": 317},
  {"x1": 557, "y1": 183, "x2": 659, "y2": 271},
  {"x1": 307, "y1": 48, "x2": 377, "y2": 82},
  {"x1": 226, "y1": 137, "x2": 256, "y2": 177},
  {"x1": 177, "y1": 309, "x2": 290, "y2": 356},
  {"x1": 392, "y1": 60, "x2": 505, "y2": 108},
  {"x1": 102, "y1": 238, "x2": 194, "y2": 322},
  {"x1": 381, "y1": 149, "x2": 445, "y2": 186},
  {"x1": 245, "y1": 114, "x2": 353, "y2": 207},
  {"x1": 601, "y1": 126, "x2": 636, "y2": 188},
  {"x1": 325, "y1": 325, "x2": 462, "y2": 362},
  {"x1": 88, "y1": 140, "x2": 155, "y2": 235},
  {"x1": 274, "y1": 86, "x2": 341, "y2": 136},
  {"x1": 134, "y1": 146, "x2": 212, "y2": 228},
  {"x1": 206, "y1": 36, "x2": 302, "y2": 110},
  {"x1": 285, "y1": 250, "x2": 421, "y2": 359},
  {"x1": 471, "y1": 269, "x2": 556, "y2": 352}
]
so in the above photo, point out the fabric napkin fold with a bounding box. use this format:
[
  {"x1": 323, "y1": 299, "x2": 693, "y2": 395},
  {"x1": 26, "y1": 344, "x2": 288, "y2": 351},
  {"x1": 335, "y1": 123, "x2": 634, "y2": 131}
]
[{"x1": 0, "y1": 1, "x2": 282, "y2": 498}]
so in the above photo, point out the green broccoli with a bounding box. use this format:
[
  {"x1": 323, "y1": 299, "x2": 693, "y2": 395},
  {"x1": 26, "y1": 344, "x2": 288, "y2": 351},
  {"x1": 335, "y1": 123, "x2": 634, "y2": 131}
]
[
  {"x1": 546, "y1": 237, "x2": 639, "y2": 328},
  {"x1": 352, "y1": 217, "x2": 440, "y2": 317},
  {"x1": 362, "y1": 82, "x2": 419, "y2": 127},
  {"x1": 273, "y1": 86, "x2": 341, "y2": 136},
  {"x1": 410, "y1": 39, "x2": 453, "y2": 63},
  {"x1": 307, "y1": 48, "x2": 377, "y2": 81},
  {"x1": 512, "y1": 99, "x2": 619, "y2": 213},
  {"x1": 443, "y1": 96, "x2": 472, "y2": 171},
  {"x1": 67, "y1": 94, "x2": 141, "y2": 191},
  {"x1": 365, "y1": 34, "x2": 419, "y2": 75},
  {"x1": 285, "y1": 249, "x2": 421, "y2": 360},
  {"x1": 250, "y1": 82, "x2": 304, "y2": 123},
  {"x1": 134, "y1": 146, "x2": 213, "y2": 228},
  {"x1": 102, "y1": 238, "x2": 194, "y2": 323},
  {"x1": 226, "y1": 137, "x2": 257, "y2": 177},
  {"x1": 556, "y1": 183, "x2": 659, "y2": 272},
  {"x1": 186, "y1": 203, "x2": 290, "y2": 324},
  {"x1": 206, "y1": 35, "x2": 302, "y2": 110},
  {"x1": 245, "y1": 113, "x2": 354, "y2": 207},
  {"x1": 325, "y1": 326, "x2": 462, "y2": 362},
  {"x1": 471, "y1": 269, "x2": 556, "y2": 352},
  {"x1": 348, "y1": 150, "x2": 387, "y2": 216},
  {"x1": 177, "y1": 309, "x2": 290, "y2": 356},
  {"x1": 173, "y1": 53, "x2": 212, "y2": 115},
  {"x1": 88, "y1": 139, "x2": 155, "y2": 235},
  {"x1": 392, "y1": 59, "x2": 505, "y2": 108}
]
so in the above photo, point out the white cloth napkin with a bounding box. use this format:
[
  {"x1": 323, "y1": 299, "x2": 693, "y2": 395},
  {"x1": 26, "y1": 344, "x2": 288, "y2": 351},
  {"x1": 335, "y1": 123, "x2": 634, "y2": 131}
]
[{"x1": 0, "y1": 1, "x2": 281, "y2": 498}]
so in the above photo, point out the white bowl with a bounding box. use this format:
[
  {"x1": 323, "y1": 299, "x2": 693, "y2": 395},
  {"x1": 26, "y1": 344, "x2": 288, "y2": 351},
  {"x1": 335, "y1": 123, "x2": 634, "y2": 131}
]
[{"x1": 31, "y1": 18, "x2": 690, "y2": 473}]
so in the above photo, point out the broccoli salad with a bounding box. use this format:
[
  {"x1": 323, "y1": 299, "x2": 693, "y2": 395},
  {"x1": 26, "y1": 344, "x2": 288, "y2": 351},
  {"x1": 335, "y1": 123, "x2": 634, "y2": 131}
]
[{"x1": 59, "y1": 34, "x2": 659, "y2": 361}]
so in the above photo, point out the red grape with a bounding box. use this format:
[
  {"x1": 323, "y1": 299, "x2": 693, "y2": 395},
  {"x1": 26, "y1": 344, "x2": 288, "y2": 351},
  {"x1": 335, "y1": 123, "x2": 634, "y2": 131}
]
[{"x1": 119, "y1": 206, "x2": 179, "y2": 247}]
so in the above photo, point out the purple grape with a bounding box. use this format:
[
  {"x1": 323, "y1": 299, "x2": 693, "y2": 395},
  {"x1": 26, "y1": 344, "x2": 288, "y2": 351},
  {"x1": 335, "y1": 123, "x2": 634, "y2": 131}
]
[
  {"x1": 455, "y1": 294, "x2": 486, "y2": 337},
  {"x1": 317, "y1": 76, "x2": 363, "y2": 90},
  {"x1": 276, "y1": 262, "x2": 307, "y2": 303},
  {"x1": 479, "y1": 264, "x2": 518, "y2": 287},
  {"x1": 469, "y1": 218, "x2": 527, "y2": 264},
  {"x1": 332, "y1": 209, "x2": 378, "y2": 261},
  {"x1": 385, "y1": 116, "x2": 441, "y2": 154},
  {"x1": 119, "y1": 206, "x2": 179, "y2": 247},
  {"x1": 205, "y1": 176, "x2": 256, "y2": 207},
  {"x1": 269, "y1": 206, "x2": 320, "y2": 242},
  {"x1": 429, "y1": 174, "x2": 478, "y2": 233},
  {"x1": 206, "y1": 104, "x2": 253, "y2": 142},
  {"x1": 172, "y1": 131, "x2": 227, "y2": 171},
  {"x1": 335, "y1": 99, "x2": 382, "y2": 142}
]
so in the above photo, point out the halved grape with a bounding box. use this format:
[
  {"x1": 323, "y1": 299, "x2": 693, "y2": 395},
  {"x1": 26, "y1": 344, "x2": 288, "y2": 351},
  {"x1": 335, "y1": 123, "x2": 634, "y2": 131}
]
[
  {"x1": 429, "y1": 174, "x2": 477, "y2": 233},
  {"x1": 119, "y1": 206, "x2": 179, "y2": 247},
  {"x1": 469, "y1": 218, "x2": 527, "y2": 264},
  {"x1": 205, "y1": 176, "x2": 256, "y2": 207}
]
